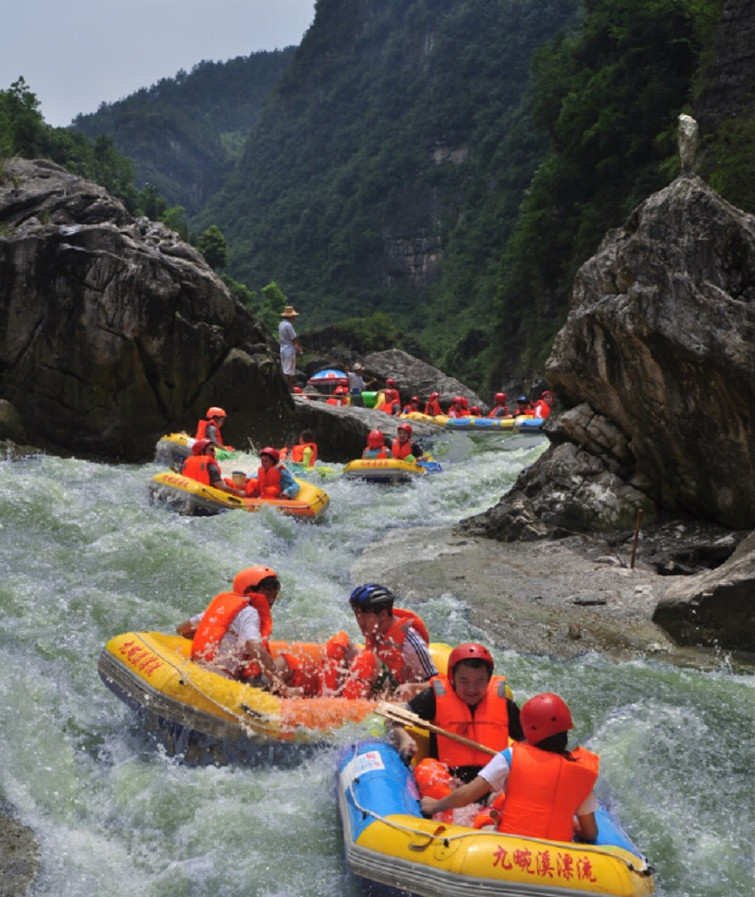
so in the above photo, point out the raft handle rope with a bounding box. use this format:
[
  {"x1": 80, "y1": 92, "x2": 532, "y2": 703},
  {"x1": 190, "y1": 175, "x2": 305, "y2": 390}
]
[
  {"x1": 136, "y1": 633, "x2": 281, "y2": 737},
  {"x1": 343, "y1": 746, "x2": 653, "y2": 872}
]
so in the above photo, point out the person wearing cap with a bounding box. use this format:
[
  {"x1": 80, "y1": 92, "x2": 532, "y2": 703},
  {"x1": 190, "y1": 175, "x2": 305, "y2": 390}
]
[
  {"x1": 321, "y1": 584, "x2": 437, "y2": 701},
  {"x1": 388, "y1": 643, "x2": 522, "y2": 823},
  {"x1": 278, "y1": 305, "x2": 302, "y2": 391},
  {"x1": 514, "y1": 395, "x2": 535, "y2": 417},
  {"x1": 244, "y1": 446, "x2": 300, "y2": 499},
  {"x1": 176, "y1": 565, "x2": 299, "y2": 695},
  {"x1": 181, "y1": 438, "x2": 243, "y2": 496},
  {"x1": 346, "y1": 363, "x2": 376, "y2": 405},
  {"x1": 391, "y1": 423, "x2": 424, "y2": 461},
  {"x1": 420, "y1": 692, "x2": 599, "y2": 842}
]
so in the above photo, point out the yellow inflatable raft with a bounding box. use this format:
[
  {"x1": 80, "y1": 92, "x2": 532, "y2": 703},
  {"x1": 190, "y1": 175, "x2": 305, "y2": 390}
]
[
  {"x1": 154, "y1": 431, "x2": 239, "y2": 468},
  {"x1": 342, "y1": 458, "x2": 428, "y2": 484},
  {"x1": 148, "y1": 471, "x2": 330, "y2": 520},
  {"x1": 98, "y1": 634, "x2": 451, "y2": 753},
  {"x1": 338, "y1": 741, "x2": 655, "y2": 897}
]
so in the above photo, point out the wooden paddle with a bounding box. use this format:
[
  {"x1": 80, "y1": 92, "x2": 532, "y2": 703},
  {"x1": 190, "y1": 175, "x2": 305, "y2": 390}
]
[{"x1": 375, "y1": 702, "x2": 498, "y2": 756}]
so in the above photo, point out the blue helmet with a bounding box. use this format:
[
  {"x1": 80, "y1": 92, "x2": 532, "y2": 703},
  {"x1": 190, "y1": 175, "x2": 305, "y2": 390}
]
[{"x1": 349, "y1": 583, "x2": 395, "y2": 611}]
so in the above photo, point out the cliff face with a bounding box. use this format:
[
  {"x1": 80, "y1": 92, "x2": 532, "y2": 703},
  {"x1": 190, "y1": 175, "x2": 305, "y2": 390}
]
[
  {"x1": 463, "y1": 174, "x2": 755, "y2": 536},
  {"x1": 0, "y1": 159, "x2": 295, "y2": 460}
]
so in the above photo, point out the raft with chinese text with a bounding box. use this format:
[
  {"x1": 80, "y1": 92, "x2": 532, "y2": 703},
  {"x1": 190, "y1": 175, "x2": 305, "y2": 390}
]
[{"x1": 337, "y1": 740, "x2": 655, "y2": 897}]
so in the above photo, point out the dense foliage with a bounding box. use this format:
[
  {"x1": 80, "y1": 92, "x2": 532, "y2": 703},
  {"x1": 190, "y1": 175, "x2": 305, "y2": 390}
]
[{"x1": 72, "y1": 50, "x2": 296, "y2": 214}]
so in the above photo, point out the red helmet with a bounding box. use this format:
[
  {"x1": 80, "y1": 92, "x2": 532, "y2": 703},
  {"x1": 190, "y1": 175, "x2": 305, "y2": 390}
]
[
  {"x1": 293, "y1": 386, "x2": 303, "y2": 394},
  {"x1": 453, "y1": 395, "x2": 464, "y2": 405},
  {"x1": 470, "y1": 406, "x2": 481, "y2": 415},
  {"x1": 397, "y1": 423, "x2": 413, "y2": 435},
  {"x1": 494, "y1": 392, "x2": 507, "y2": 404},
  {"x1": 448, "y1": 643, "x2": 494, "y2": 678},
  {"x1": 232, "y1": 566, "x2": 279, "y2": 595},
  {"x1": 260, "y1": 446, "x2": 280, "y2": 462},
  {"x1": 386, "y1": 379, "x2": 397, "y2": 388},
  {"x1": 385, "y1": 389, "x2": 399, "y2": 401},
  {"x1": 367, "y1": 429, "x2": 385, "y2": 448},
  {"x1": 206, "y1": 406, "x2": 226, "y2": 419},
  {"x1": 541, "y1": 390, "x2": 554, "y2": 404},
  {"x1": 429, "y1": 392, "x2": 439, "y2": 400},
  {"x1": 191, "y1": 438, "x2": 213, "y2": 455},
  {"x1": 411, "y1": 396, "x2": 420, "y2": 404},
  {"x1": 520, "y1": 693, "x2": 574, "y2": 745},
  {"x1": 335, "y1": 386, "x2": 347, "y2": 394}
]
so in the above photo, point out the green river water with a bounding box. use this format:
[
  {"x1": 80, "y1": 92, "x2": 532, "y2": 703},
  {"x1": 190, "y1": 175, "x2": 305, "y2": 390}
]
[{"x1": 0, "y1": 432, "x2": 752, "y2": 897}]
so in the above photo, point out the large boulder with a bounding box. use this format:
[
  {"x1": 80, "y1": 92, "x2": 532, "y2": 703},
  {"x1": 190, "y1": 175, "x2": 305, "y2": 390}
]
[
  {"x1": 464, "y1": 174, "x2": 754, "y2": 540},
  {"x1": 653, "y1": 531, "x2": 755, "y2": 652},
  {"x1": 0, "y1": 159, "x2": 295, "y2": 460}
]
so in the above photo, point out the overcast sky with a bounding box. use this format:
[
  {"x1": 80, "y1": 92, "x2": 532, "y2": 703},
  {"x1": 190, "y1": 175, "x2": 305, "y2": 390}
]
[{"x1": 2, "y1": 0, "x2": 316, "y2": 127}]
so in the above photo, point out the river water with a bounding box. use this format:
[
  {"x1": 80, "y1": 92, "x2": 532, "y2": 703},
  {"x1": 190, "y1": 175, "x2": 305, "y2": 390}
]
[{"x1": 0, "y1": 432, "x2": 752, "y2": 897}]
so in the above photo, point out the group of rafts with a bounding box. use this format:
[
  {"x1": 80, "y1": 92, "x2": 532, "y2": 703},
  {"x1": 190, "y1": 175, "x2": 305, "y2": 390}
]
[{"x1": 99, "y1": 630, "x2": 654, "y2": 897}]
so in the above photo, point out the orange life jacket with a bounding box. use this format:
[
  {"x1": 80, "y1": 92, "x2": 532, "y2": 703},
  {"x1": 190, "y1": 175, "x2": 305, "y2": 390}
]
[
  {"x1": 194, "y1": 419, "x2": 227, "y2": 444},
  {"x1": 533, "y1": 400, "x2": 551, "y2": 419},
  {"x1": 499, "y1": 742, "x2": 599, "y2": 841},
  {"x1": 181, "y1": 454, "x2": 212, "y2": 485},
  {"x1": 364, "y1": 607, "x2": 430, "y2": 676},
  {"x1": 424, "y1": 399, "x2": 443, "y2": 416},
  {"x1": 488, "y1": 404, "x2": 509, "y2": 418},
  {"x1": 191, "y1": 591, "x2": 273, "y2": 679},
  {"x1": 431, "y1": 675, "x2": 511, "y2": 767},
  {"x1": 391, "y1": 438, "x2": 414, "y2": 460},
  {"x1": 246, "y1": 463, "x2": 282, "y2": 498},
  {"x1": 291, "y1": 442, "x2": 317, "y2": 466}
]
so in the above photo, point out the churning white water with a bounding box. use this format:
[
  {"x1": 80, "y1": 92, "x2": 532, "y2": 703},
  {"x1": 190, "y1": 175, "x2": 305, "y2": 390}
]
[{"x1": 0, "y1": 431, "x2": 752, "y2": 897}]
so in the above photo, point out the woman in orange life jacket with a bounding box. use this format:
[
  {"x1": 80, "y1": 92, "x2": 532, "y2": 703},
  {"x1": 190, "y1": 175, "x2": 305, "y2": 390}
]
[
  {"x1": 424, "y1": 392, "x2": 443, "y2": 416},
  {"x1": 389, "y1": 643, "x2": 523, "y2": 823},
  {"x1": 391, "y1": 423, "x2": 424, "y2": 462},
  {"x1": 488, "y1": 392, "x2": 510, "y2": 419},
  {"x1": 321, "y1": 584, "x2": 438, "y2": 701},
  {"x1": 362, "y1": 429, "x2": 389, "y2": 459},
  {"x1": 175, "y1": 566, "x2": 300, "y2": 695},
  {"x1": 244, "y1": 447, "x2": 300, "y2": 499},
  {"x1": 194, "y1": 406, "x2": 235, "y2": 450},
  {"x1": 532, "y1": 389, "x2": 554, "y2": 419},
  {"x1": 420, "y1": 692, "x2": 600, "y2": 843},
  {"x1": 181, "y1": 439, "x2": 243, "y2": 496}
]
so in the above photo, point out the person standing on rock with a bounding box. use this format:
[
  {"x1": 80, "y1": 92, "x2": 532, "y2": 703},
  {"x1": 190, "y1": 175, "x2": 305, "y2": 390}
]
[{"x1": 278, "y1": 306, "x2": 302, "y2": 391}]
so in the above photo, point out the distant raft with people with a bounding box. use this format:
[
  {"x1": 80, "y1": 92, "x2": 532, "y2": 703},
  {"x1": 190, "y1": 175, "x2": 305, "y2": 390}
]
[
  {"x1": 148, "y1": 470, "x2": 329, "y2": 520},
  {"x1": 342, "y1": 457, "x2": 441, "y2": 484},
  {"x1": 337, "y1": 739, "x2": 656, "y2": 897},
  {"x1": 97, "y1": 633, "x2": 451, "y2": 759}
]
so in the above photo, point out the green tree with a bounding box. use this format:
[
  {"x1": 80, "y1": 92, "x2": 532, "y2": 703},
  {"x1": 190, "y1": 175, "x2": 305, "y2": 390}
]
[{"x1": 197, "y1": 224, "x2": 229, "y2": 269}]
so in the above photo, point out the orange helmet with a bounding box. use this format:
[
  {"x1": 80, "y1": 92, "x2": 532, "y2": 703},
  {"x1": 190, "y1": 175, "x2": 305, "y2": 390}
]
[
  {"x1": 232, "y1": 566, "x2": 279, "y2": 595},
  {"x1": 206, "y1": 406, "x2": 226, "y2": 419},
  {"x1": 367, "y1": 429, "x2": 385, "y2": 449},
  {"x1": 260, "y1": 447, "x2": 280, "y2": 462},
  {"x1": 448, "y1": 643, "x2": 494, "y2": 678},
  {"x1": 191, "y1": 438, "x2": 213, "y2": 455},
  {"x1": 520, "y1": 693, "x2": 574, "y2": 745}
]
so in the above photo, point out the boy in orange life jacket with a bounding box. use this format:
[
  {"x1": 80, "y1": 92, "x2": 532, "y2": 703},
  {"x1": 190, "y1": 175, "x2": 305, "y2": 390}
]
[
  {"x1": 244, "y1": 447, "x2": 300, "y2": 499},
  {"x1": 388, "y1": 643, "x2": 523, "y2": 822},
  {"x1": 363, "y1": 429, "x2": 389, "y2": 459},
  {"x1": 420, "y1": 693, "x2": 599, "y2": 842},
  {"x1": 194, "y1": 405, "x2": 235, "y2": 450},
  {"x1": 181, "y1": 439, "x2": 243, "y2": 496},
  {"x1": 289, "y1": 429, "x2": 318, "y2": 467},
  {"x1": 391, "y1": 423, "x2": 424, "y2": 462},
  {"x1": 175, "y1": 566, "x2": 297, "y2": 696},
  {"x1": 321, "y1": 584, "x2": 437, "y2": 701}
]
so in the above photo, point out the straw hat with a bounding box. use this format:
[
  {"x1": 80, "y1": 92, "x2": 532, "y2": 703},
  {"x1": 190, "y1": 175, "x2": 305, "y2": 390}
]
[
  {"x1": 280, "y1": 305, "x2": 299, "y2": 317},
  {"x1": 353, "y1": 363, "x2": 364, "y2": 371}
]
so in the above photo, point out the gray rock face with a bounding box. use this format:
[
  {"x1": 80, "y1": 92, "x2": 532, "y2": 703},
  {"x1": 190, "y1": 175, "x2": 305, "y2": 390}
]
[
  {"x1": 466, "y1": 176, "x2": 754, "y2": 540},
  {"x1": 363, "y1": 348, "x2": 483, "y2": 409},
  {"x1": 653, "y1": 531, "x2": 755, "y2": 652},
  {"x1": 0, "y1": 159, "x2": 295, "y2": 460}
]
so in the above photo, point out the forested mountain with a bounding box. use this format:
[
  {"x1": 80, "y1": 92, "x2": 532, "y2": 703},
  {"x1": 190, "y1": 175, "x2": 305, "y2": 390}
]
[{"x1": 72, "y1": 49, "x2": 295, "y2": 214}]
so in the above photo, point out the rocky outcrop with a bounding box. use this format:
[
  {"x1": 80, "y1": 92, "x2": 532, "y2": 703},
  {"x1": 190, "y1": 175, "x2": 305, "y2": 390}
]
[
  {"x1": 0, "y1": 159, "x2": 295, "y2": 460},
  {"x1": 362, "y1": 348, "x2": 484, "y2": 409},
  {"x1": 464, "y1": 175, "x2": 754, "y2": 541},
  {"x1": 653, "y1": 531, "x2": 755, "y2": 652}
]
